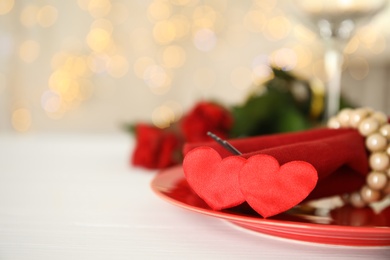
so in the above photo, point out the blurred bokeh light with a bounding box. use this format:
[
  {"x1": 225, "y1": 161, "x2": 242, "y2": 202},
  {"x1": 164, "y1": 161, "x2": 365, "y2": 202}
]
[{"x1": 0, "y1": 0, "x2": 389, "y2": 133}]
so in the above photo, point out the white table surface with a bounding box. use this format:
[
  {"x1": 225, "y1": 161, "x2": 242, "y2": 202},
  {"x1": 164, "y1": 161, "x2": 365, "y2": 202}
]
[{"x1": 0, "y1": 133, "x2": 389, "y2": 260}]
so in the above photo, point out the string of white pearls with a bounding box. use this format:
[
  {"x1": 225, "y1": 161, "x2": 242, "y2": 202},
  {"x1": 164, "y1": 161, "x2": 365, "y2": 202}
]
[{"x1": 327, "y1": 107, "x2": 390, "y2": 208}]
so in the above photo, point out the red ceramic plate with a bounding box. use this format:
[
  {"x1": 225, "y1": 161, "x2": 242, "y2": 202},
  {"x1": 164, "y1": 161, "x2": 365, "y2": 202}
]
[{"x1": 151, "y1": 166, "x2": 390, "y2": 247}]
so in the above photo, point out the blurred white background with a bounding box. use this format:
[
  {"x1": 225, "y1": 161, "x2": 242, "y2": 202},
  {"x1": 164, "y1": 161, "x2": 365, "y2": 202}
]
[{"x1": 0, "y1": 0, "x2": 389, "y2": 134}]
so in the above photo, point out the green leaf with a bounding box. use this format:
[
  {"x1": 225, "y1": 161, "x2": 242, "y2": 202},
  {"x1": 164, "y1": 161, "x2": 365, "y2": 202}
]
[
  {"x1": 230, "y1": 89, "x2": 291, "y2": 137},
  {"x1": 274, "y1": 105, "x2": 311, "y2": 133},
  {"x1": 122, "y1": 123, "x2": 136, "y2": 135}
]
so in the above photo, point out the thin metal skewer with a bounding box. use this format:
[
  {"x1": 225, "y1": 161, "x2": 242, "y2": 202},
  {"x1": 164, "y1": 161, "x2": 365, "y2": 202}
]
[{"x1": 207, "y1": 131, "x2": 242, "y2": 155}]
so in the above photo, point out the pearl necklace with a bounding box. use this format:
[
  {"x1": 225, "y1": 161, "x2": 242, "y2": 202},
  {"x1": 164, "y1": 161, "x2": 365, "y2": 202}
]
[{"x1": 328, "y1": 108, "x2": 390, "y2": 208}]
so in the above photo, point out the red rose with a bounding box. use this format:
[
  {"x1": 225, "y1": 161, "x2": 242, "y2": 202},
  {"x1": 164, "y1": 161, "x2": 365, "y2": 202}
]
[
  {"x1": 132, "y1": 124, "x2": 182, "y2": 169},
  {"x1": 180, "y1": 102, "x2": 233, "y2": 142}
]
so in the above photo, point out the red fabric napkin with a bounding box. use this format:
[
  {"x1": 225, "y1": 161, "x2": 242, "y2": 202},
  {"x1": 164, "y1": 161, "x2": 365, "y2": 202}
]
[{"x1": 183, "y1": 128, "x2": 368, "y2": 202}]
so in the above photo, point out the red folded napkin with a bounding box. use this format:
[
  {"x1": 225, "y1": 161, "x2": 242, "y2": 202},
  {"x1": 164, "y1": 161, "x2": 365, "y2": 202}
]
[{"x1": 182, "y1": 128, "x2": 368, "y2": 217}]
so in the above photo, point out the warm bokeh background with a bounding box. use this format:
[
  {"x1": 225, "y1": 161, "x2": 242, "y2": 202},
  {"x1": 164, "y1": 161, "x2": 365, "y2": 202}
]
[{"x1": 1, "y1": 0, "x2": 389, "y2": 133}]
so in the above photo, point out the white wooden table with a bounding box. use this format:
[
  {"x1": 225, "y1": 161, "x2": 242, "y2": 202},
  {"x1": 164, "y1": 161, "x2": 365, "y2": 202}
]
[{"x1": 0, "y1": 133, "x2": 389, "y2": 259}]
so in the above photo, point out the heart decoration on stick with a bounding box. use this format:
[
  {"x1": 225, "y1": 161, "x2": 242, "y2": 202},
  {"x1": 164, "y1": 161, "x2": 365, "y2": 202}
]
[
  {"x1": 239, "y1": 154, "x2": 318, "y2": 218},
  {"x1": 183, "y1": 147, "x2": 246, "y2": 210},
  {"x1": 183, "y1": 146, "x2": 318, "y2": 217}
]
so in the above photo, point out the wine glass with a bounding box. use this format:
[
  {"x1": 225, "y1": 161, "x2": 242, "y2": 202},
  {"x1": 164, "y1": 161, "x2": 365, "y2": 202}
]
[{"x1": 281, "y1": 0, "x2": 388, "y2": 120}]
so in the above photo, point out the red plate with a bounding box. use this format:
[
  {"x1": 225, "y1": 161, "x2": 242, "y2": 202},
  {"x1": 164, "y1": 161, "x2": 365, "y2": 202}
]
[{"x1": 151, "y1": 166, "x2": 390, "y2": 247}]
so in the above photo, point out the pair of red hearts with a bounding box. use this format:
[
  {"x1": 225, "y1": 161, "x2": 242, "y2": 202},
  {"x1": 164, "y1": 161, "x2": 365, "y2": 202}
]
[{"x1": 183, "y1": 147, "x2": 318, "y2": 218}]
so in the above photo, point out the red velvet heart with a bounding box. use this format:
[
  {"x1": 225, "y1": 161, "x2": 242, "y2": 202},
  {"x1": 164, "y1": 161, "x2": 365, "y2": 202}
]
[
  {"x1": 239, "y1": 154, "x2": 318, "y2": 218},
  {"x1": 183, "y1": 147, "x2": 246, "y2": 210}
]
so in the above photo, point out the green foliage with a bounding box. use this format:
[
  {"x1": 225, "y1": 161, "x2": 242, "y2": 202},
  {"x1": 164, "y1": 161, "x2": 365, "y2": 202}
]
[
  {"x1": 230, "y1": 68, "x2": 322, "y2": 138},
  {"x1": 123, "y1": 123, "x2": 136, "y2": 135}
]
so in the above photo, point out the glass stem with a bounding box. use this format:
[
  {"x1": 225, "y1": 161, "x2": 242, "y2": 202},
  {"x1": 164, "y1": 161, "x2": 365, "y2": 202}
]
[{"x1": 324, "y1": 41, "x2": 343, "y2": 120}]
